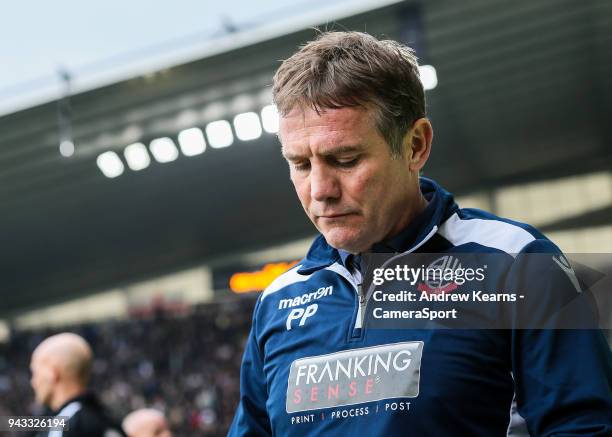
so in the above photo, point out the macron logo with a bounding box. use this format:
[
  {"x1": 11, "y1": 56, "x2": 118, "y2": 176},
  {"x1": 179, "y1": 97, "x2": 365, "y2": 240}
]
[{"x1": 278, "y1": 286, "x2": 333, "y2": 310}]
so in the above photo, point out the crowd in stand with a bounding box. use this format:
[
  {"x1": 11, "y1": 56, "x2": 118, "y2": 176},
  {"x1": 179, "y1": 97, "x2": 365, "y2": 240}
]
[{"x1": 0, "y1": 296, "x2": 257, "y2": 436}]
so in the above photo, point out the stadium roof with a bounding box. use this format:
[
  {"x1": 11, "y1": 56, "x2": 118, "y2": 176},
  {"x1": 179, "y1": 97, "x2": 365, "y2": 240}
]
[{"x1": 0, "y1": 0, "x2": 402, "y2": 117}]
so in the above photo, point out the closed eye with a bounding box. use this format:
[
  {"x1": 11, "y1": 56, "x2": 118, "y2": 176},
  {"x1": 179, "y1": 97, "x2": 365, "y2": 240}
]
[
  {"x1": 291, "y1": 161, "x2": 311, "y2": 171},
  {"x1": 331, "y1": 156, "x2": 360, "y2": 168}
]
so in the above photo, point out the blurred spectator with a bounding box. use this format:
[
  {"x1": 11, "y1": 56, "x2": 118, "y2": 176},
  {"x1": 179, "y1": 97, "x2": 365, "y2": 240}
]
[
  {"x1": 28, "y1": 332, "x2": 125, "y2": 436},
  {"x1": 123, "y1": 408, "x2": 172, "y2": 437},
  {"x1": 0, "y1": 296, "x2": 256, "y2": 437}
]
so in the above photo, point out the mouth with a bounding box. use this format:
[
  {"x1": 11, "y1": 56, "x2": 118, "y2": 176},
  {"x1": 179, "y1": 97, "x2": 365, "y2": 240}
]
[{"x1": 317, "y1": 213, "x2": 354, "y2": 219}]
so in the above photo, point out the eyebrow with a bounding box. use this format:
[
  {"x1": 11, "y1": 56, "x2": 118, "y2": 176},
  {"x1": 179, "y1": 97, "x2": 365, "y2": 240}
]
[{"x1": 282, "y1": 145, "x2": 363, "y2": 161}]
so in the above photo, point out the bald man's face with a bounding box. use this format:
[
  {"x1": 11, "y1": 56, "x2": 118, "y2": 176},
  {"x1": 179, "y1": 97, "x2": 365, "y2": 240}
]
[
  {"x1": 125, "y1": 413, "x2": 172, "y2": 437},
  {"x1": 141, "y1": 416, "x2": 171, "y2": 437},
  {"x1": 29, "y1": 333, "x2": 92, "y2": 410},
  {"x1": 30, "y1": 352, "x2": 57, "y2": 407}
]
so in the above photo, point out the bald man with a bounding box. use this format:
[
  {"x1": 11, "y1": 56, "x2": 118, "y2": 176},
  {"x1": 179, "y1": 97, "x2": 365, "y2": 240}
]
[
  {"x1": 122, "y1": 409, "x2": 172, "y2": 437},
  {"x1": 29, "y1": 332, "x2": 126, "y2": 437}
]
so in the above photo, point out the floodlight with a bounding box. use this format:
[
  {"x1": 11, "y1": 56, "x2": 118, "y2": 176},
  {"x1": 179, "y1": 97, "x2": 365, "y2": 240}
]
[
  {"x1": 124, "y1": 142, "x2": 151, "y2": 171},
  {"x1": 206, "y1": 120, "x2": 233, "y2": 148},
  {"x1": 178, "y1": 127, "x2": 206, "y2": 156},
  {"x1": 419, "y1": 65, "x2": 438, "y2": 91},
  {"x1": 150, "y1": 137, "x2": 179, "y2": 163},
  {"x1": 261, "y1": 105, "x2": 279, "y2": 133},
  {"x1": 97, "y1": 151, "x2": 124, "y2": 178},
  {"x1": 234, "y1": 112, "x2": 262, "y2": 141},
  {"x1": 59, "y1": 140, "x2": 74, "y2": 157}
]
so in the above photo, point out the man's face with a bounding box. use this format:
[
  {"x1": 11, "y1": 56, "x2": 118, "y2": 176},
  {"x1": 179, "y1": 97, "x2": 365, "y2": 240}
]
[
  {"x1": 30, "y1": 352, "x2": 56, "y2": 407},
  {"x1": 280, "y1": 106, "x2": 418, "y2": 253},
  {"x1": 130, "y1": 416, "x2": 172, "y2": 437}
]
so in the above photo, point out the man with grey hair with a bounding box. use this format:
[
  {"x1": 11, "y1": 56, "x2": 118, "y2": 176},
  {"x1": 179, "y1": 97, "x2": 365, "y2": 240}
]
[
  {"x1": 29, "y1": 332, "x2": 125, "y2": 436},
  {"x1": 229, "y1": 31, "x2": 611, "y2": 436}
]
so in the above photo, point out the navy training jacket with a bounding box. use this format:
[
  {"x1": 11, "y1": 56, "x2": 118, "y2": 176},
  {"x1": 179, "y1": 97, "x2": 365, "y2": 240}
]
[{"x1": 229, "y1": 178, "x2": 612, "y2": 436}]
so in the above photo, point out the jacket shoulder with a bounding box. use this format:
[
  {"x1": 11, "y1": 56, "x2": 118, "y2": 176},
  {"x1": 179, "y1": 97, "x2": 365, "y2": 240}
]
[
  {"x1": 259, "y1": 262, "x2": 311, "y2": 303},
  {"x1": 438, "y1": 208, "x2": 554, "y2": 255}
]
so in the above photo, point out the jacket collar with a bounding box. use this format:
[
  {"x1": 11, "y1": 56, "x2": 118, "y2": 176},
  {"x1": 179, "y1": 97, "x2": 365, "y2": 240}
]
[
  {"x1": 53, "y1": 391, "x2": 98, "y2": 415},
  {"x1": 298, "y1": 177, "x2": 458, "y2": 274}
]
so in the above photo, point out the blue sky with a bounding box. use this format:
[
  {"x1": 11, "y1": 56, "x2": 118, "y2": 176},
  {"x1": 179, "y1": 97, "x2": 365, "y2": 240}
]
[{"x1": 1, "y1": 0, "x2": 360, "y2": 114}]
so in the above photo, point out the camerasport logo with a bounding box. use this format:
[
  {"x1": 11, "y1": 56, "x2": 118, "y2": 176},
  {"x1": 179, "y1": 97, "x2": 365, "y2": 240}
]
[{"x1": 286, "y1": 341, "x2": 424, "y2": 413}]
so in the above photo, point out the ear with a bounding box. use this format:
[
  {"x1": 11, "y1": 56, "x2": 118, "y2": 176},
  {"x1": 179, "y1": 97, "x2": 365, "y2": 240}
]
[
  {"x1": 49, "y1": 365, "x2": 61, "y2": 384},
  {"x1": 405, "y1": 118, "x2": 433, "y2": 172}
]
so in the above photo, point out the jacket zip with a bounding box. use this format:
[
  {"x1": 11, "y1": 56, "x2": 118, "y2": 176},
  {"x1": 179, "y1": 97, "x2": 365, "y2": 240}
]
[{"x1": 352, "y1": 226, "x2": 440, "y2": 336}]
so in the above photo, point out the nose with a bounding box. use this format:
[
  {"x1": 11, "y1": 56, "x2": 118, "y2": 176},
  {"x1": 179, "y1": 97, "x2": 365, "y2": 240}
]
[{"x1": 310, "y1": 164, "x2": 340, "y2": 202}]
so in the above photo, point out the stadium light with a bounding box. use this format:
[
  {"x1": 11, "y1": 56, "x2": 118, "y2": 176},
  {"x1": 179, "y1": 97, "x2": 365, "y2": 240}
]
[
  {"x1": 233, "y1": 112, "x2": 262, "y2": 141},
  {"x1": 178, "y1": 127, "x2": 206, "y2": 156},
  {"x1": 124, "y1": 142, "x2": 151, "y2": 171},
  {"x1": 59, "y1": 140, "x2": 75, "y2": 157},
  {"x1": 206, "y1": 120, "x2": 233, "y2": 148},
  {"x1": 419, "y1": 65, "x2": 438, "y2": 91},
  {"x1": 150, "y1": 137, "x2": 179, "y2": 163},
  {"x1": 96, "y1": 151, "x2": 124, "y2": 178},
  {"x1": 261, "y1": 105, "x2": 279, "y2": 133}
]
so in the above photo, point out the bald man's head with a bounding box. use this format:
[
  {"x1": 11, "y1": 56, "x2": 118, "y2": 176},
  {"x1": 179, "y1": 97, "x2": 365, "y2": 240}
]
[
  {"x1": 123, "y1": 409, "x2": 172, "y2": 437},
  {"x1": 30, "y1": 332, "x2": 93, "y2": 409}
]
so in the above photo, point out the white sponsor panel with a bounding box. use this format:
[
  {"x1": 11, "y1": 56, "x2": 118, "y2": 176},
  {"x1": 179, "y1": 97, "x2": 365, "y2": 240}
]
[{"x1": 286, "y1": 341, "x2": 424, "y2": 413}]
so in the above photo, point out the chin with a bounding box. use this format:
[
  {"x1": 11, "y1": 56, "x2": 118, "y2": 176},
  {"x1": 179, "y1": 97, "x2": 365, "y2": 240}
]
[{"x1": 323, "y1": 229, "x2": 366, "y2": 253}]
